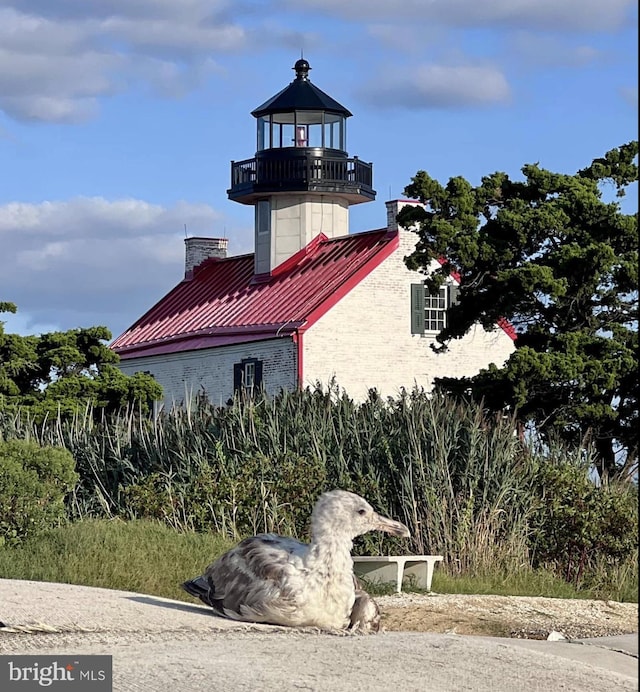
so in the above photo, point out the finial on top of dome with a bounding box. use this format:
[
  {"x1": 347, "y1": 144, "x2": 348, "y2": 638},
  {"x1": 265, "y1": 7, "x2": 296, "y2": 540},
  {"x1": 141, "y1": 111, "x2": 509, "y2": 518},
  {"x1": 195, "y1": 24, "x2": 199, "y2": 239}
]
[{"x1": 293, "y1": 58, "x2": 311, "y2": 81}]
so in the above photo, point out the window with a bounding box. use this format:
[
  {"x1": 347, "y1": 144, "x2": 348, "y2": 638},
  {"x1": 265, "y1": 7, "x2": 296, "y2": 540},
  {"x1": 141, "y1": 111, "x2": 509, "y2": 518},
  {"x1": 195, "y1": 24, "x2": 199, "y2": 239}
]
[
  {"x1": 411, "y1": 283, "x2": 459, "y2": 335},
  {"x1": 256, "y1": 200, "x2": 271, "y2": 235},
  {"x1": 233, "y1": 358, "x2": 263, "y2": 394},
  {"x1": 424, "y1": 285, "x2": 448, "y2": 332},
  {"x1": 244, "y1": 361, "x2": 256, "y2": 388},
  {"x1": 257, "y1": 116, "x2": 270, "y2": 151}
]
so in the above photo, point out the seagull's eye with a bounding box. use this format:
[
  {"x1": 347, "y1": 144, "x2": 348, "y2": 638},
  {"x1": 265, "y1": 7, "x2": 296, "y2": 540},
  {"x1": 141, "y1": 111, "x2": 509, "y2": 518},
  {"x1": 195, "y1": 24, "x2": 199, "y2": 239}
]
[{"x1": 358, "y1": 509, "x2": 366, "y2": 516}]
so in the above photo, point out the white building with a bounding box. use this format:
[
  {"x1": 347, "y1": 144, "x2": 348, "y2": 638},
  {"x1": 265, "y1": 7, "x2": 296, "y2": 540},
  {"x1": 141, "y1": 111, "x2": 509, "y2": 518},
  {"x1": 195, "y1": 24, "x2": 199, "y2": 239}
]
[{"x1": 111, "y1": 60, "x2": 515, "y2": 407}]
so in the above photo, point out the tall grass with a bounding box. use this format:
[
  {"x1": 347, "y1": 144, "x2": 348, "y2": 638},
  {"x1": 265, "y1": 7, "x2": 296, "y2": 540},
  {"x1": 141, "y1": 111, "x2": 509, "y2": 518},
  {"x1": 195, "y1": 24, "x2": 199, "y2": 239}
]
[
  {"x1": 1, "y1": 385, "x2": 636, "y2": 596},
  {"x1": 1, "y1": 387, "x2": 537, "y2": 574}
]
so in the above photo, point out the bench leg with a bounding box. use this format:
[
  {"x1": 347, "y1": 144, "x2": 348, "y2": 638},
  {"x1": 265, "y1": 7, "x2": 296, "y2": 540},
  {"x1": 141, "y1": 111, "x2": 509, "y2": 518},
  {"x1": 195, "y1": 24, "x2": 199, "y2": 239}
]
[
  {"x1": 395, "y1": 559, "x2": 409, "y2": 593},
  {"x1": 425, "y1": 560, "x2": 441, "y2": 591}
]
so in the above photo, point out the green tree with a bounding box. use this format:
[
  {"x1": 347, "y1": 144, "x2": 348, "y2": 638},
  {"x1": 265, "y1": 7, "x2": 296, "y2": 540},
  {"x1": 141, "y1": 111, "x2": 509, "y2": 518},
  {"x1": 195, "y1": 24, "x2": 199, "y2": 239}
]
[
  {"x1": 0, "y1": 303, "x2": 162, "y2": 419},
  {"x1": 399, "y1": 142, "x2": 638, "y2": 479}
]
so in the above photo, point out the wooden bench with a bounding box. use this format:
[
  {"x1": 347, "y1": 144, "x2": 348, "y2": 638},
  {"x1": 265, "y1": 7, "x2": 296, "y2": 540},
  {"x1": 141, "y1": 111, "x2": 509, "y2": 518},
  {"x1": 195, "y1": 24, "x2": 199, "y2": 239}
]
[{"x1": 353, "y1": 555, "x2": 443, "y2": 593}]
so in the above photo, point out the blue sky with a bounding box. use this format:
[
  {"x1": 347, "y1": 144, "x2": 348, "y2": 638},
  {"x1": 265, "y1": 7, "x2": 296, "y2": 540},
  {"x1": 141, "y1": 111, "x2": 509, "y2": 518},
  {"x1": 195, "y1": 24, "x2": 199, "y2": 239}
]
[{"x1": 0, "y1": 0, "x2": 637, "y2": 340}]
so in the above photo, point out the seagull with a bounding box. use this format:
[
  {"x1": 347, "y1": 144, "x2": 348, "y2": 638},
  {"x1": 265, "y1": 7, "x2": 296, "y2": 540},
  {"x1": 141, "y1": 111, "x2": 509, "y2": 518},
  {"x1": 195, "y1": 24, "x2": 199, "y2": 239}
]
[{"x1": 182, "y1": 489, "x2": 409, "y2": 631}]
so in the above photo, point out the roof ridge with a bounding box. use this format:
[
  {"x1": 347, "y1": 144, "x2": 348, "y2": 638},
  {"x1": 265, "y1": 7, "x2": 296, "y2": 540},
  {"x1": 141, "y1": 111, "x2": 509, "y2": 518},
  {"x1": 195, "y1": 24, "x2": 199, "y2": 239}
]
[
  {"x1": 266, "y1": 232, "x2": 329, "y2": 280},
  {"x1": 321, "y1": 227, "x2": 391, "y2": 244}
]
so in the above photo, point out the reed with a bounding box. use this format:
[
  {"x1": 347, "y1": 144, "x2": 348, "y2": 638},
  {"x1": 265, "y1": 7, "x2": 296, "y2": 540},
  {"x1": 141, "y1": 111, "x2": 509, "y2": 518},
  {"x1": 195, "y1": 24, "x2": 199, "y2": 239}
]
[{"x1": 1, "y1": 384, "x2": 635, "y2": 594}]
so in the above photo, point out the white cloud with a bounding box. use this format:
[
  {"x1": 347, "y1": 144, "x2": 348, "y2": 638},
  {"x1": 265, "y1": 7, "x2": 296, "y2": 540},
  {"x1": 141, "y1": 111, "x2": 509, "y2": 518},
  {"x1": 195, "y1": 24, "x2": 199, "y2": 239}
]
[
  {"x1": 287, "y1": 0, "x2": 634, "y2": 31},
  {"x1": 1, "y1": 311, "x2": 61, "y2": 337},
  {"x1": 366, "y1": 23, "x2": 442, "y2": 54},
  {"x1": 7, "y1": 0, "x2": 231, "y2": 22},
  {"x1": 0, "y1": 8, "x2": 92, "y2": 54},
  {"x1": 0, "y1": 3, "x2": 246, "y2": 123},
  {"x1": 358, "y1": 64, "x2": 510, "y2": 109},
  {"x1": 98, "y1": 15, "x2": 246, "y2": 60},
  {"x1": 0, "y1": 196, "x2": 251, "y2": 337},
  {"x1": 1, "y1": 0, "x2": 633, "y2": 123},
  {"x1": 508, "y1": 33, "x2": 603, "y2": 68},
  {"x1": 0, "y1": 2, "x2": 323, "y2": 123},
  {"x1": 0, "y1": 198, "x2": 220, "y2": 238},
  {"x1": 0, "y1": 32, "x2": 120, "y2": 121},
  {"x1": 1, "y1": 96, "x2": 99, "y2": 124}
]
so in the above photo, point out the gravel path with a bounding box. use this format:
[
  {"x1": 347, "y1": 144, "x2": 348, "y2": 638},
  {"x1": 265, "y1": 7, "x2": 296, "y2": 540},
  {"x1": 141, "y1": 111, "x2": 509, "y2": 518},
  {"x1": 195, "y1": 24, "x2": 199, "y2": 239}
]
[{"x1": 377, "y1": 593, "x2": 639, "y2": 639}]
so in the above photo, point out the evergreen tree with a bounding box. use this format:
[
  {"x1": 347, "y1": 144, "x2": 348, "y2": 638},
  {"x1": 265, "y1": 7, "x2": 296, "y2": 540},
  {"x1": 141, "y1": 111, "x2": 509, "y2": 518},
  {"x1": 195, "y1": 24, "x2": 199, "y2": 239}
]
[{"x1": 399, "y1": 142, "x2": 638, "y2": 478}]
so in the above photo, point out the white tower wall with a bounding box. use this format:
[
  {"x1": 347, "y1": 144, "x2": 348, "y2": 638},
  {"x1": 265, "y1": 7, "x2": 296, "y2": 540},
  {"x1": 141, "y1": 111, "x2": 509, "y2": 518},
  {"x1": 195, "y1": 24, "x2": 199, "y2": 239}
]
[{"x1": 254, "y1": 194, "x2": 349, "y2": 275}]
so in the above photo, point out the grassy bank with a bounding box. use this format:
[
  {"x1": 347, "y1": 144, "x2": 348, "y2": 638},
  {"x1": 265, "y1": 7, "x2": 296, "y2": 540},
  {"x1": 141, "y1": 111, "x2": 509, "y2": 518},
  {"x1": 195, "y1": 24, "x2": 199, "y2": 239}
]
[
  {"x1": 0, "y1": 519, "x2": 636, "y2": 603},
  {"x1": 0, "y1": 519, "x2": 232, "y2": 603}
]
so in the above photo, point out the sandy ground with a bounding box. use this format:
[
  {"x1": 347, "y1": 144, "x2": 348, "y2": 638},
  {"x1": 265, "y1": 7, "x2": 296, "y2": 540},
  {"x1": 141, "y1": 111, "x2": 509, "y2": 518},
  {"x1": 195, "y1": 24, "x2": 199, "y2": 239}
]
[{"x1": 377, "y1": 593, "x2": 639, "y2": 639}]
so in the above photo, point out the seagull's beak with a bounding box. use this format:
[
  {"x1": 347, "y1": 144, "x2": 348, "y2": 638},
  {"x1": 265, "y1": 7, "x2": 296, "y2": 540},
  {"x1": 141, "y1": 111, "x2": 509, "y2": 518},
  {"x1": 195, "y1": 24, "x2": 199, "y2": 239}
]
[{"x1": 373, "y1": 513, "x2": 411, "y2": 537}]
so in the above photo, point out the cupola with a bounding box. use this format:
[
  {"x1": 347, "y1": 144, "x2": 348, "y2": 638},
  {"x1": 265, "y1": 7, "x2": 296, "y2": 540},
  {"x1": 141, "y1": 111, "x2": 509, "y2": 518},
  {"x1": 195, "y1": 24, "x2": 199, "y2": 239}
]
[{"x1": 228, "y1": 60, "x2": 375, "y2": 276}]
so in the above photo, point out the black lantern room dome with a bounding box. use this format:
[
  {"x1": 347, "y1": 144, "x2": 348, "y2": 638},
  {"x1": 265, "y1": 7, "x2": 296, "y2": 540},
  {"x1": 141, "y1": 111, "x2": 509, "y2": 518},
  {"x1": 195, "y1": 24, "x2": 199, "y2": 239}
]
[
  {"x1": 228, "y1": 60, "x2": 375, "y2": 205},
  {"x1": 251, "y1": 60, "x2": 352, "y2": 119}
]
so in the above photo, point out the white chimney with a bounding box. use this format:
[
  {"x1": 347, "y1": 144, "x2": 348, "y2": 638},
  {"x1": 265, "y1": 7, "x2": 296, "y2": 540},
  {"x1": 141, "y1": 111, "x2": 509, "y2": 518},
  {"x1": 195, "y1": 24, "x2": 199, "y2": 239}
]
[
  {"x1": 184, "y1": 237, "x2": 228, "y2": 277},
  {"x1": 385, "y1": 199, "x2": 423, "y2": 232}
]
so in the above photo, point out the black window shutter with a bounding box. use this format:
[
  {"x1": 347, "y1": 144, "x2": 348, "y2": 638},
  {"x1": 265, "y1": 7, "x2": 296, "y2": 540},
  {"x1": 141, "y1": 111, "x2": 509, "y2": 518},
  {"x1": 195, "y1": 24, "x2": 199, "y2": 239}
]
[
  {"x1": 254, "y1": 360, "x2": 263, "y2": 389},
  {"x1": 411, "y1": 283, "x2": 425, "y2": 334},
  {"x1": 447, "y1": 285, "x2": 460, "y2": 330},
  {"x1": 233, "y1": 362, "x2": 243, "y2": 391}
]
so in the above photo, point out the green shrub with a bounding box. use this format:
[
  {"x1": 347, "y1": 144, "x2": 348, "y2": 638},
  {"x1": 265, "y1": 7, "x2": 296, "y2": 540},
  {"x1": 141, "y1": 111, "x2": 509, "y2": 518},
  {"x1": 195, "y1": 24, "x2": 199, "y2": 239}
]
[
  {"x1": 530, "y1": 458, "x2": 638, "y2": 586},
  {"x1": 0, "y1": 439, "x2": 78, "y2": 546}
]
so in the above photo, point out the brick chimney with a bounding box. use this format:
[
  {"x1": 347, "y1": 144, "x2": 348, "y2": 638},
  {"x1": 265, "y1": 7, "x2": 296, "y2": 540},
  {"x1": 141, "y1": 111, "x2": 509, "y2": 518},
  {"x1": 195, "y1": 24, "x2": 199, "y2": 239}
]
[
  {"x1": 385, "y1": 199, "x2": 423, "y2": 232},
  {"x1": 184, "y1": 237, "x2": 228, "y2": 277}
]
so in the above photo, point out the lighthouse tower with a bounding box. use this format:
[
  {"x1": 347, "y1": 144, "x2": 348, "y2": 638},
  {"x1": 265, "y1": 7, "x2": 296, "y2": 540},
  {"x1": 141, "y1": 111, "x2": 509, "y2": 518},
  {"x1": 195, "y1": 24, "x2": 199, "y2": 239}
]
[{"x1": 227, "y1": 59, "x2": 376, "y2": 277}]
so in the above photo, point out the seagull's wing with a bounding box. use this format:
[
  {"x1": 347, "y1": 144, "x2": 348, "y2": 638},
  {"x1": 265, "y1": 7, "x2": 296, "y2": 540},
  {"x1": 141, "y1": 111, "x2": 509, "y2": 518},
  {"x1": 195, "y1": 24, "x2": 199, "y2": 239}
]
[{"x1": 203, "y1": 534, "x2": 310, "y2": 623}]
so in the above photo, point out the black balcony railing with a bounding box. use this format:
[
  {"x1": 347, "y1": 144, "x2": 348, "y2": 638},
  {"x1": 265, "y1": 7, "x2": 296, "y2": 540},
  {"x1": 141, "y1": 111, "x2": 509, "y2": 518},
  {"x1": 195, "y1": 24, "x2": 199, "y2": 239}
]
[{"x1": 228, "y1": 153, "x2": 375, "y2": 202}]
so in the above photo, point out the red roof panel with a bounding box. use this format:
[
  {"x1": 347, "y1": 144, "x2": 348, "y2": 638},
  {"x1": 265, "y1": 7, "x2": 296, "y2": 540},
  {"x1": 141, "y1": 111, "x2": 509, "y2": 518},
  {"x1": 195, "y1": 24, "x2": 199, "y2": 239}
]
[{"x1": 111, "y1": 229, "x2": 398, "y2": 358}]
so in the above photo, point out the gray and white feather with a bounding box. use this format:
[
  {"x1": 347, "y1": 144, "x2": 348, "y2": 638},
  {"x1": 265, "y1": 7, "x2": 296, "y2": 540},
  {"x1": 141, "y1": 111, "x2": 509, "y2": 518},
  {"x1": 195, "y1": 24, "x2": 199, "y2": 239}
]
[
  {"x1": 350, "y1": 575, "x2": 382, "y2": 633},
  {"x1": 182, "y1": 489, "x2": 409, "y2": 630}
]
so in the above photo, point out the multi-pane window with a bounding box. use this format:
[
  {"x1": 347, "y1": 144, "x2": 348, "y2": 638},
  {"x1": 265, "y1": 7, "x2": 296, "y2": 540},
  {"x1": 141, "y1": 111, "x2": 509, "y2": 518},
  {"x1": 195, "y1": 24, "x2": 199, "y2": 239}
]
[
  {"x1": 255, "y1": 111, "x2": 346, "y2": 151},
  {"x1": 243, "y1": 361, "x2": 255, "y2": 390},
  {"x1": 424, "y1": 286, "x2": 448, "y2": 332},
  {"x1": 233, "y1": 358, "x2": 263, "y2": 394},
  {"x1": 411, "y1": 283, "x2": 459, "y2": 334}
]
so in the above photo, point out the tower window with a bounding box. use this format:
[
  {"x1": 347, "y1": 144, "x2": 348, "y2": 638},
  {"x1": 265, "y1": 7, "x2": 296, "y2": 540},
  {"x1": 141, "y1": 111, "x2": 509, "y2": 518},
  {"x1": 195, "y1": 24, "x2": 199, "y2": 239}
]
[
  {"x1": 257, "y1": 116, "x2": 270, "y2": 150},
  {"x1": 256, "y1": 200, "x2": 271, "y2": 235},
  {"x1": 295, "y1": 125, "x2": 308, "y2": 147}
]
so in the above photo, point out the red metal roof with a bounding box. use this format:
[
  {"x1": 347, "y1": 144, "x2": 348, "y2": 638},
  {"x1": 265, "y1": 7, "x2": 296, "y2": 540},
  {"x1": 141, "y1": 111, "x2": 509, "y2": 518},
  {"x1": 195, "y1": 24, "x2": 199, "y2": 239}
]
[{"x1": 111, "y1": 229, "x2": 399, "y2": 358}]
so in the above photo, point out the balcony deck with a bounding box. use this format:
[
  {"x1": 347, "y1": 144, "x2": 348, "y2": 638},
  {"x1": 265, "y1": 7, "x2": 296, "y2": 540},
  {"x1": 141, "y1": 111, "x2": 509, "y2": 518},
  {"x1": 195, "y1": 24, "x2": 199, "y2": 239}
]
[{"x1": 228, "y1": 152, "x2": 375, "y2": 204}]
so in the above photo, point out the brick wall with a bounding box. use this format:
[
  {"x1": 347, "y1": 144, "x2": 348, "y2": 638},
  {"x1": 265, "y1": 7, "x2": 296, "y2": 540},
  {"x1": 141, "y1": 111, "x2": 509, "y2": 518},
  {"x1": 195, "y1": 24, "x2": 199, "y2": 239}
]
[
  {"x1": 184, "y1": 237, "x2": 228, "y2": 276},
  {"x1": 119, "y1": 199, "x2": 515, "y2": 407},
  {"x1": 118, "y1": 338, "x2": 297, "y2": 409},
  {"x1": 302, "y1": 200, "x2": 515, "y2": 400}
]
